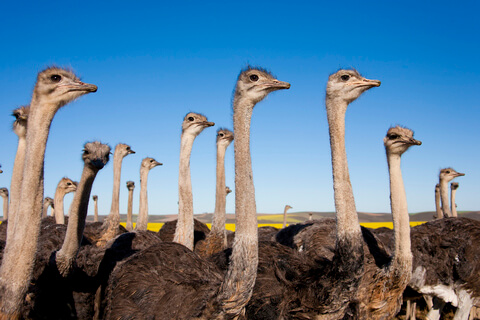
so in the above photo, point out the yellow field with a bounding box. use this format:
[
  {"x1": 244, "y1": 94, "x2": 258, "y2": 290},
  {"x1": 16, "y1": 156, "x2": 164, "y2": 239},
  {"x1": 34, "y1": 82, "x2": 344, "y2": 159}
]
[{"x1": 121, "y1": 221, "x2": 427, "y2": 232}]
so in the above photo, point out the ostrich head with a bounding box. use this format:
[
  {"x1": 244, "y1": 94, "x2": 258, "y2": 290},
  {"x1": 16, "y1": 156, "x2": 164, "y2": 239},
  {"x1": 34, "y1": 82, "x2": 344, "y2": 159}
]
[
  {"x1": 44, "y1": 197, "x2": 53, "y2": 206},
  {"x1": 141, "y1": 157, "x2": 162, "y2": 171},
  {"x1": 0, "y1": 188, "x2": 8, "y2": 198},
  {"x1": 217, "y1": 128, "x2": 234, "y2": 146},
  {"x1": 439, "y1": 168, "x2": 465, "y2": 183},
  {"x1": 182, "y1": 112, "x2": 215, "y2": 135},
  {"x1": 92, "y1": 195, "x2": 98, "y2": 201},
  {"x1": 226, "y1": 186, "x2": 232, "y2": 195},
  {"x1": 114, "y1": 143, "x2": 135, "y2": 160},
  {"x1": 33, "y1": 67, "x2": 97, "y2": 108},
  {"x1": 83, "y1": 141, "x2": 111, "y2": 170},
  {"x1": 285, "y1": 205, "x2": 292, "y2": 211},
  {"x1": 12, "y1": 105, "x2": 29, "y2": 138},
  {"x1": 126, "y1": 181, "x2": 135, "y2": 190},
  {"x1": 384, "y1": 126, "x2": 422, "y2": 155},
  {"x1": 58, "y1": 177, "x2": 78, "y2": 194},
  {"x1": 326, "y1": 69, "x2": 381, "y2": 104},
  {"x1": 235, "y1": 66, "x2": 290, "y2": 105},
  {"x1": 451, "y1": 182, "x2": 459, "y2": 190}
]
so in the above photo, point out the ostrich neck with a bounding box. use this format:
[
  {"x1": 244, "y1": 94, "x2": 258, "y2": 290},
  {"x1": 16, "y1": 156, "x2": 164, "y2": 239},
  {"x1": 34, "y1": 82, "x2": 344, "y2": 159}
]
[
  {"x1": 386, "y1": 153, "x2": 412, "y2": 271},
  {"x1": 42, "y1": 201, "x2": 49, "y2": 218},
  {"x1": 0, "y1": 98, "x2": 56, "y2": 316},
  {"x1": 282, "y1": 207, "x2": 288, "y2": 228},
  {"x1": 8, "y1": 136, "x2": 26, "y2": 222},
  {"x1": 108, "y1": 154, "x2": 124, "y2": 224},
  {"x1": 439, "y1": 180, "x2": 451, "y2": 217},
  {"x1": 173, "y1": 133, "x2": 195, "y2": 250},
  {"x1": 56, "y1": 165, "x2": 98, "y2": 277},
  {"x1": 217, "y1": 98, "x2": 258, "y2": 317},
  {"x1": 2, "y1": 196, "x2": 8, "y2": 221},
  {"x1": 94, "y1": 199, "x2": 98, "y2": 222},
  {"x1": 435, "y1": 189, "x2": 443, "y2": 219},
  {"x1": 211, "y1": 143, "x2": 228, "y2": 236},
  {"x1": 137, "y1": 168, "x2": 150, "y2": 231},
  {"x1": 325, "y1": 98, "x2": 362, "y2": 239},
  {"x1": 54, "y1": 188, "x2": 66, "y2": 224},
  {"x1": 451, "y1": 188, "x2": 457, "y2": 217},
  {"x1": 126, "y1": 189, "x2": 134, "y2": 231}
]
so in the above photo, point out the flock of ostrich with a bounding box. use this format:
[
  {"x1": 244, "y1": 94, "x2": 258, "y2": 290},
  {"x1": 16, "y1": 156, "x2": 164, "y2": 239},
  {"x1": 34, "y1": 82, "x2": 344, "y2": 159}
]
[{"x1": 0, "y1": 65, "x2": 477, "y2": 320}]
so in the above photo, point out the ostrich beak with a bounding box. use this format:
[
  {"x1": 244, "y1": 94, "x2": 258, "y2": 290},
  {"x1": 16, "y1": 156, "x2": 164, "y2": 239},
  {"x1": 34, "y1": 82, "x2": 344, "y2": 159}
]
[
  {"x1": 455, "y1": 172, "x2": 465, "y2": 177},
  {"x1": 409, "y1": 138, "x2": 422, "y2": 145},
  {"x1": 266, "y1": 80, "x2": 291, "y2": 90},
  {"x1": 64, "y1": 80, "x2": 98, "y2": 93},
  {"x1": 204, "y1": 121, "x2": 215, "y2": 127},
  {"x1": 349, "y1": 78, "x2": 381, "y2": 88}
]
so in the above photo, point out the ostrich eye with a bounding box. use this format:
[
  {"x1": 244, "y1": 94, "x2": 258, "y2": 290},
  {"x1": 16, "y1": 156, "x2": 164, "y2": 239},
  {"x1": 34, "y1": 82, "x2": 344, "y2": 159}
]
[
  {"x1": 67, "y1": 182, "x2": 71, "y2": 185},
  {"x1": 340, "y1": 75, "x2": 350, "y2": 81},
  {"x1": 188, "y1": 117, "x2": 194, "y2": 121},
  {"x1": 219, "y1": 133, "x2": 224, "y2": 137},
  {"x1": 150, "y1": 160, "x2": 154, "y2": 162},
  {"x1": 388, "y1": 134, "x2": 399, "y2": 140},
  {"x1": 249, "y1": 74, "x2": 259, "y2": 81},
  {"x1": 50, "y1": 75, "x2": 62, "y2": 82},
  {"x1": 126, "y1": 147, "x2": 130, "y2": 150},
  {"x1": 446, "y1": 170, "x2": 450, "y2": 174}
]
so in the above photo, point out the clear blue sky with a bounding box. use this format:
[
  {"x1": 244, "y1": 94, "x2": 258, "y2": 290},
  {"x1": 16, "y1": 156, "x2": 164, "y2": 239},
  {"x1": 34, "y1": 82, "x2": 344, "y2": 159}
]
[{"x1": 1, "y1": 0, "x2": 479, "y2": 217}]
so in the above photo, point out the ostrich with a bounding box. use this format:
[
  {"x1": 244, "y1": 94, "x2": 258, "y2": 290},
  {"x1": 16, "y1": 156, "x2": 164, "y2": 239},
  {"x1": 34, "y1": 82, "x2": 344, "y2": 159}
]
[
  {"x1": 450, "y1": 182, "x2": 459, "y2": 218},
  {"x1": 260, "y1": 69, "x2": 380, "y2": 319},
  {"x1": 434, "y1": 184, "x2": 442, "y2": 219},
  {"x1": 226, "y1": 186, "x2": 232, "y2": 195},
  {"x1": 0, "y1": 188, "x2": 8, "y2": 221},
  {"x1": 136, "y1": 157, "x2": 162, "y2": 231},
  {"x1": 171, "y1": 112, "x2": 215, "y2": 250},
  {"x1": 309, "y1": 212, "x2": 313, "y2": 221},
  {"x1": 92, "y1": 195, "x2": 98, "y2": 222},
  {"x1": 54, "y1": 177, "x2": 78, "y2": 224},
  {"x1": 21, "y1": 141, "x2": 111, "y2": 319},
  {"x1": 42, "y1": 197, "x2": 53, "y2": 218},
  {"x1": 195, "y1": 128, "x2": 234, "y2": 257},
  {"x1": 439, "y1": 168, "x2": 464, "y2": 218},
  {"x1": 125, "y1": 181, "x2": 135, "y2": 231},
  {"x1": 353, "y1": 126, "x2": 421, "y2": 319},
  {"x1": 5, "y1": 106, "x2": 29, "y2": 237},
  {"x1": 92, "y1": 143, "x2": 134, "y2": 246},
  {"x1": 0, "y1": 67, "x2": 97, "y2": 317},
  {"x1": 103, "y1": 66, "x2": 290, "y2": 319},
  {"x1": 282, "y1": 204, "x2": 292, "y2": 228}
]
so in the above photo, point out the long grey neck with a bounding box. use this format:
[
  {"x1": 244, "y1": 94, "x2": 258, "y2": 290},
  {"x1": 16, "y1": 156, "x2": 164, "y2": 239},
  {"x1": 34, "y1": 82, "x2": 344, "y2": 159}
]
[
  {"x1": 126, "y1": 188, "x2": 134, "y2": 231},
  {"x1": 173, "y1": 133, "x2": 195, "y2": 250},
  {"x1": 93, "y1": 199, "x2": 98, "y2": 222},
  {"x1": 0, "y1": 97, "x2": 55, "y2": 316},
  {"x1": 282, "y1": 207, "x2": 288, "y2": 228},
  {"x1": 2, "y1": 196, "x2": 8, "y2": 221},
  {"x1": 42, "y1": 201, "x2": 49, "y2": 218},
  {"x1": 8, "y1": 136, "x2": 26, "y2": 223},
  {"x1": 439, "y1": 179, "x2": 451, "y2": 217},
  {"x1": 108, "y1": 153, "x2": 124, "y2": 225},
  {"x1": 217, "y1": 98, "x2": 258, "y2": 317},
  {"x1": 210, "y1": 142, "x2": 228, "y2": 241},
  {"x1": 54, "y1": 188, "x2": 66, "y2": 224},
  {"x1": 435, "y1": 187, "x2": 443, "y2": 219},
  {"x1": 386, "y1": 152, "x2": 412, "y2": 271},
  {"x1": 136, "y1": 168, "x2": 150, "y2": 231},
  {"x1": 450, "y1": 187, "x2": 457, "y2": 218},
  {"x1": 56, "y1": 165, "x2": 98, "y2": 277},
  {"x1": 325, "y1": 97, "x2": 362, "y2": 240}
]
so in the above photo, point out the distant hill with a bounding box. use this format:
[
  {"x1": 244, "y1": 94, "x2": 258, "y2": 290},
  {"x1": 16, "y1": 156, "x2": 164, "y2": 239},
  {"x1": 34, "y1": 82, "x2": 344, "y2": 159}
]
[{"x1": 89, "y1": 211, "x2": 480, "y2": 224}]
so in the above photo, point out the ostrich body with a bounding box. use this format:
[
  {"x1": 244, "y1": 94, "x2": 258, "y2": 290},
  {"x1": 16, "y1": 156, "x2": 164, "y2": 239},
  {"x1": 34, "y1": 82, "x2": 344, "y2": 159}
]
[
  {"x1": 136, "y1": 157, "x2": 162, "y2": 231},
  {"x1": 0, "y1": 189, "x2": 8, "y2": 221},
  {"x1": 0, "y1": 67, "x2": 97, "y2": 317},
  {"x1": 196, "y1": 128, "x2": 234, "y2": 257},
  {"x1": 92, "y1": 195, "x2": 98, "y2": 222},
  {"x1": 42, "y1": 197, "x2": 53, "y2": 218},
  {"x1": 434, "y1": 184, "x2": 442, "y2": 219},
  {"x1": 104, "y1": 67, "x2": 290, "y2": 319},
  {"x1": 172, "y1": 113, "x2": 214, "y2": 250},
  {"x1": 96, "y1": 143, "x2": 134, "y2": 245},
  {"x1": 450, "y1": 182, "x2": 459, "y2": 218},
  {"x1": 125, "y1": 181, "x2": 135, "y2": 231},
  {"x1": 54, "y1": 177, "x2": 78, "y2": 224},
  {"x1": 439, "y1": 168, "x2": 464, "y2": 218},
  {"x1": 282, "y1": 204, "x2": 292, "y2": 228}
]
